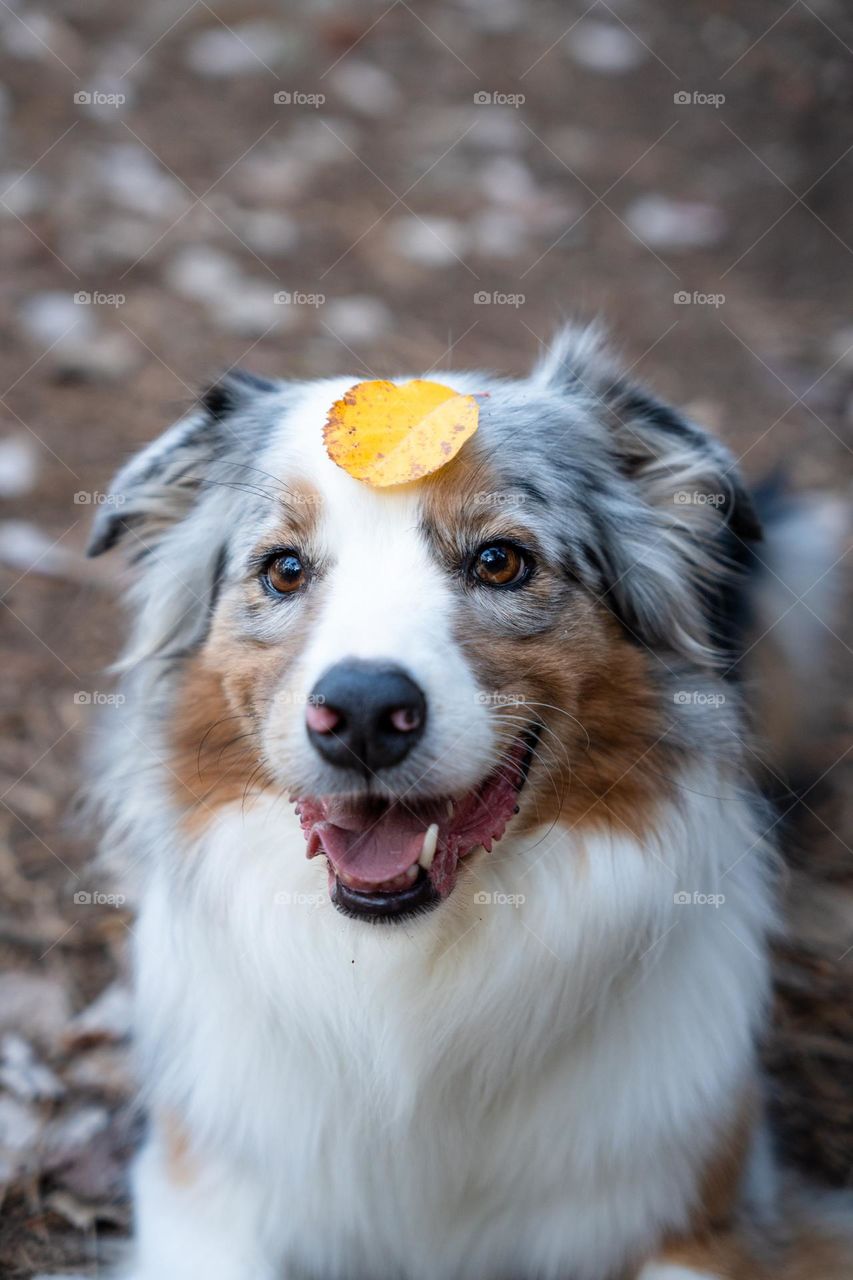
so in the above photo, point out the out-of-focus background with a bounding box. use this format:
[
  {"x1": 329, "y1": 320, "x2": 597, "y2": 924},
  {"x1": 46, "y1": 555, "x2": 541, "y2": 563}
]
[{"x1": 0, "y1": 0, "x2": 851, "y2": 1274}]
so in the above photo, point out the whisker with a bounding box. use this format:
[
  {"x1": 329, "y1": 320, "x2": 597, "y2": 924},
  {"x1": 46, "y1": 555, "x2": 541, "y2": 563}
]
[{"x1": 507, "y1": 701, "x2": 591, "y2": 753}]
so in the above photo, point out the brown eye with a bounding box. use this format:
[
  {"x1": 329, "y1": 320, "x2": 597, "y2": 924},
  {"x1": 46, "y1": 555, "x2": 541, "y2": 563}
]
[
  {"x1": 472, "y1": 542, "x2": 530, "y2": 588},
  {"x1": 263, "y1": 552, "x2": 305, "y2": 596}
]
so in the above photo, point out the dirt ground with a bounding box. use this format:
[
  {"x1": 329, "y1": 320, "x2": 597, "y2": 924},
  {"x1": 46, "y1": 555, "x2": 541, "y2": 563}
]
[{"x1": 0, "y1": 0, "x2": 851, "y2": 1275}]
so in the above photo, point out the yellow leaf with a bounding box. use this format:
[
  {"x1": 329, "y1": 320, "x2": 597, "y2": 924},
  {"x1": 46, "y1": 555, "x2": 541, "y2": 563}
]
[{"x1": 323, "y1": 379, "x2": 480, "y2": 487}]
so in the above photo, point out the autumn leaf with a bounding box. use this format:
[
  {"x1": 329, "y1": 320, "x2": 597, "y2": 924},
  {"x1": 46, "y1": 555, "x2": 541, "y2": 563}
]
[{"x1": 323, "y1": 379, "x2": 479, "y2": 487}]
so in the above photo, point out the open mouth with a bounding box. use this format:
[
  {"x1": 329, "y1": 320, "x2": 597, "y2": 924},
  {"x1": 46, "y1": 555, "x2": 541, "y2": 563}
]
[{"x1": 295, "y1": 726, "x2": 538, "y2": 922}]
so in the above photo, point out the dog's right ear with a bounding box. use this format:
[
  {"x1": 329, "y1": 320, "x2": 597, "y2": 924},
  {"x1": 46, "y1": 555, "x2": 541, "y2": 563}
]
[{"x1": 86, "y1": 369, "x2": 278, "y2": 558}]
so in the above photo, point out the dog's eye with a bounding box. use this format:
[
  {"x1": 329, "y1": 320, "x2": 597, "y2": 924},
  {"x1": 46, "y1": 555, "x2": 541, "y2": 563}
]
[
  {"x1": 471, "y1": 542, "x2": 531, "y2": 588},
  {"x1": 263, "y1": 552, "x2": 305, "y2": 596}
]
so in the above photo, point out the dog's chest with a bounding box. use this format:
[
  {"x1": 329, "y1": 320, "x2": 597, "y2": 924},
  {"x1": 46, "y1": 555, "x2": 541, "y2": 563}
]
[
  {"x1": 136, "y1": 803, "x2": 769, "y2": 1280},
  {"x1": 213, "y1": 983, "x2": 682, "y2": 1280},
  {"x1": 140, "y1": 903, "x2": 722, "y2": 1280}
]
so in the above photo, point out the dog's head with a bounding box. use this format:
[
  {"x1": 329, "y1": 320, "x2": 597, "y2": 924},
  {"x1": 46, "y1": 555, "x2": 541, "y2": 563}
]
[{"x1": 90, "y1": 328, "x2": 759, "y2": 922}]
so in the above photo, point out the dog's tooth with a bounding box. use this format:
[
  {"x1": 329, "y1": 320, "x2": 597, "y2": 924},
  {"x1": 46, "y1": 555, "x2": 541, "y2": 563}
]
[
  {"x1": 405, "y1": 864, "x2": 418, "y2": 883},
  {"x1": 419, "y1": 823, "x2": 439, "y2": 870},
  {"x1": 446, "y1": 800, "x2": 454, "y2": 818}
]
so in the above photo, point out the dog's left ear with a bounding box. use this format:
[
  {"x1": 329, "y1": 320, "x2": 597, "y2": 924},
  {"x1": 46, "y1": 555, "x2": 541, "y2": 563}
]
[
  {"x1": 86, "y1": 369, "x2": 278, "y2": 558},
  {"x1": 599, "y1": 383, "x2": 761, "y2": 543},
  {"x1": 536, "y1": 324, "x2": 761, "y2": 543},
  {"x1": 536, "y1": 326, "x2": 761, "y2": 662}
]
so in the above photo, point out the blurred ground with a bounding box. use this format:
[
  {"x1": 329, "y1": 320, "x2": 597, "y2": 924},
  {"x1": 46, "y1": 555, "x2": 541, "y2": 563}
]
[{"x1": 0, "y1": 0, "x2": 851, "y2": 1274}]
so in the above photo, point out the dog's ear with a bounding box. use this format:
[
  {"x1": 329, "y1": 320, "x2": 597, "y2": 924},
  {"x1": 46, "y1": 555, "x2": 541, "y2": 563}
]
[
  {"x1": 88, "y1": 369, "x2": 280, "y2": 666},
  {"x1": 535, "y1": 325, "x2": 760, "y2": 542},
  {"x1": 536, "y1": 326, "x2": 761, "y2": 663},
  {"x1": 86, "y1": 369, "x2": 278, "y2": 558}
]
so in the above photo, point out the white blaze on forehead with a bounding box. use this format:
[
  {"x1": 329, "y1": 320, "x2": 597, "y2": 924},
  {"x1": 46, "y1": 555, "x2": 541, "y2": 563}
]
[
  {"x1": 261, "y1": 379, "x2": 494, "y2": 795},
  {"x1": 311, "y1": 478, "x2": 443, "y2": 669}
]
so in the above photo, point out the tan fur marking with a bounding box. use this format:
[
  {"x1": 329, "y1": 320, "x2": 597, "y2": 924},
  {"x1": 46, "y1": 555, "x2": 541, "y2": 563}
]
[
  {"x1": 422, "y1": 461, "x2": 676, "y2": 844},
  {"x1": 694, "y1": 1090, "x2": 756, "y2": 1231},
  {"x1": 161, "y1": 1110, "x2": 197, "y2": 1187},
  {"x1": 268, "y1": 479, "x2": 323, "y2": 542},
  {"x1": 650, "y1": 1228, "x2": 853, "y2": 1280},
  {"x1": 168, "y1": 646, "x2": 276, "y2": 837},
  {"x1": 168, "y1": 491, "x2": 324, "y2": 836},
  {"x1": 648, "y1": 1093, "x2": 853, "y2": 1279}
]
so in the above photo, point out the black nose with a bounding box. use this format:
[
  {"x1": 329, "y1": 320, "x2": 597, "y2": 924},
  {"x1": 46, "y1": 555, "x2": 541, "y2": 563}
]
[{"x1": 306, "y1": 660, "x2": 427, "y2": 775}]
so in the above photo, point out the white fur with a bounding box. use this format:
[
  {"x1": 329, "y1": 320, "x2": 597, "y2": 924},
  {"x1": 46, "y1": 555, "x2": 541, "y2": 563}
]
[{"x1": 126, "y1": 776, "x2": 772, "y2": 1280}]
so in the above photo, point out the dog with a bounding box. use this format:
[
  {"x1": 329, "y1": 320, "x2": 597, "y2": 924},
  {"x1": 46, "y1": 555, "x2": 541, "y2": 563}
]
[{"x1": 88, "y1": 327, "x2": 852, "y2": 1279}]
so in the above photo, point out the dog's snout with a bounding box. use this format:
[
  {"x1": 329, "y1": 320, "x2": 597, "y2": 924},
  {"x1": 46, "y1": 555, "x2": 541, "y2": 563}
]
[{"x1": 306, "y1": 660, "x2": 426, "y2": 774}]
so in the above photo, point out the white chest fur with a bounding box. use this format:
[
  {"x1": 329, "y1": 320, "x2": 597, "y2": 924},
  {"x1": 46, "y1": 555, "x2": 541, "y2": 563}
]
[{"x1": 133, "y1": 778, "x2": 772, "y2": 1280}]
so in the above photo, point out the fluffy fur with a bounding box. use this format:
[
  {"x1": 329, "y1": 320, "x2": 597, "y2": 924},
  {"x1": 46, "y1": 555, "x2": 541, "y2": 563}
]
[{"x1": 88, "y1": 328, "x2": 851, "y2": 1279}]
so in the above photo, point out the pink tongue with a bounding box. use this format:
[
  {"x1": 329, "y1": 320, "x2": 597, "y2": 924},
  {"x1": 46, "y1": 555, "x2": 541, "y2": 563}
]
[{"x1": 314, "y1": 809, "x2": 427, "y2": 885}]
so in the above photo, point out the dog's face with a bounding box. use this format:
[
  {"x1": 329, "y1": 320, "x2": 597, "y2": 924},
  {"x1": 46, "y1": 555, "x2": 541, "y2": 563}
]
[{"x1": 91, "y1": 332, "x2": 759, "y2": 923}]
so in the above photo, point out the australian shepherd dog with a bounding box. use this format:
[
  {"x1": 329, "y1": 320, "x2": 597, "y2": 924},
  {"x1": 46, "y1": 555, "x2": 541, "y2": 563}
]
[{"x1": 88, "y1": 327, "x2": 852, "y2": 1279}]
